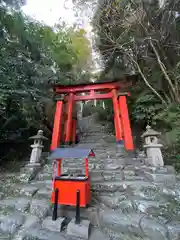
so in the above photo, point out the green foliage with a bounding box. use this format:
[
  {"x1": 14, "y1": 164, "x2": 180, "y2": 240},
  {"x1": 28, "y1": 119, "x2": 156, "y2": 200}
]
[
  {"x1": 72, "y1": 0, "x2": 180, "y2": 169},
  {"x1": 0, "y1": 3, "x2": 92, "y2": 163},
  {"x1": 82, "y1": 102, "x2": 96, "y2": 117},
  {"x1": 131, "y1": 93, "x2": 164, "y2": 125}
]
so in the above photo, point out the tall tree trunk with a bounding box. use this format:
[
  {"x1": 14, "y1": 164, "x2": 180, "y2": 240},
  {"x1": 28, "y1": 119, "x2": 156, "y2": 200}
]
[{"x1": 149, "y1": 39, "x2": 180, "y2": 103}]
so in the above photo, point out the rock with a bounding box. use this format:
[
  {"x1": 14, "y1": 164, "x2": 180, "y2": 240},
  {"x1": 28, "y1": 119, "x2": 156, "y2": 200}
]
[
  {"x1": 35, "y1": 188, "x2": 51, "y2": 199},
  {"x1": 29, "y1": 180, "x2": 51, "y2": 190},
  {"x1": 118, "y1": 200, "x2": 134, "y2": 213},
  {"x1": 0, "y1": 198, "x2": 31, "y2": 213},
  {"x1": 98, "y1": 196, "x2": 133, "y2": 211},
  {"x1": 161, "y1": 187, "x2": 176, "y2": 197},
  {"x1": 103, "y1": 228, "x2": 151, "y2": 240},
  {"x1": 97, "y1": 194, "x2": 127, "y2": 209},
  {"x1": 133, "y1": 199, "x2": 165, "y2": 213},
  {"x1": 99, "y1": 211, "x2": 168, "y2": 239},
  {"x1": 19, "y1": 186, "x2": 38, "y2": 197},
  {"x1": 89, "y1": 228, "x2": 110, "y2": 240},
  {"x1": 124, "y1": 176, "x2": 144, "y2": 181},
  {"x1": 92, "y1": 180, "x2": 154, "y2": 193},
  {"x1": 92, "y1": 183, "x2": 122, "y2": 193},
  {"x1": 0, "y1": 213, "x2": 25, "y2": 235},
  {"x1": 123, "y1": 170, "x2": 135, "y2": 176},
  {"x1": 21, "y1": 227, "x2": 67, "y2": 240},
  {"x1": 167, "y1": 221, "x2": 180, "y2": 240},
  {"x1": 37, "y1": 173, "x2": 52, "y2": 181},
  {"x1": 104, "y1": 163, "x2": 124, "y2": 170},
  {"x1": 42, "y1": 164, "x2": 52, "y2": 174},
  {"x1": 132, "y1": 185, "x2": 163, "y2": 201},
  {"x1": 13, "y1": 215, "x2": 41, "y2": 240},
  {"x1": 144, "y1": 172, "x2": 176, "y2": 185},
  {"x1": 67, "y1": 218, "x2": 90, "y2": 239},
  {"x1": 42, "y1": 216, "x2": 65, "y2": 232},
  {"x1": 138, "y1": 165, "x2": 176, "y2": 175},
  {"x1": 0, "y1": 232, "x2": 10, "y2": 239},
  {"x1": 92, "y1": 170, "x2": 124, "y2": 182},
  {"x1": 0, "y1": 193, "x2": 4, "y2": 200},
  {"x1": 18, "y1": 166, "x2": 40, "y2": 183},
  {"x1": 30, "y1": 199, "x2": 51, "y2": 220}
]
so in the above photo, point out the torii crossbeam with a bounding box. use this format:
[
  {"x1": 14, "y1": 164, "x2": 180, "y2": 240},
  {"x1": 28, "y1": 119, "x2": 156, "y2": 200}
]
[{"x1": 51, "y1": 79, "x2": 134, "y2": 151}]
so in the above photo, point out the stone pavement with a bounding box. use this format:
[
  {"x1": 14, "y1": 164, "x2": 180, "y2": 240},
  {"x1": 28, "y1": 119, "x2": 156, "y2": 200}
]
[{"x1": 1, "y1": 119, "x2": 180, "y2": 239}]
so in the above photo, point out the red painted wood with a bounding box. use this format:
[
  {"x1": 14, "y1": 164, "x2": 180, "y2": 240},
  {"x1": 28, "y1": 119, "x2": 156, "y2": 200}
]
[
  {"x1": 112, "y1": 89, "x2": 123, "y2": 142},
  {"x1": 51, "y1": 156, "x2": 91, "y2": 207},
  {"x1": 64, "y1": 92, "x2": 112, "y2": 101},
  {"x1": 114, "y1": 116, "x2": 118, "y2": 140},
  {"x1": 72, "y1": 119, "x2": 77, "y2": 144},
  {"x1": 51, "y1": 178, "x2": 91, "y2": 207},
  {"x1": 63, "y1": 103, "x2": 68, "y2": 143},
  {"x1": 119, "y1": 95, "x2": 134, "y2": 150},
  {"x1": 64, "y1": 93, "x2": 73, "y2": 143},
  {"x1": 57, "y1": 159, "x2": 61, "y2": 176},
  {"x1": 51, "y1": 101, "x2": 63, "y2": 151},
  {"x1": 55, "y1": 81, "x2": 126, "y2": 93},
  {"x1": 85, "y1": 158, "x2": 89, "y2": 177}
]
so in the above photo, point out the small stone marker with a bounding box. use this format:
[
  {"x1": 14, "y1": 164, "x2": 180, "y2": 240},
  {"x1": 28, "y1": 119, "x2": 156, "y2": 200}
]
[
  {"x1": 42, "y1": 216, "x2": 65, "y2": 232},
  {"x1": 28, "y1": 130, "x2": 48, "y2": 167},
  {"x1": 142, "y1": 125, "x2": 164, "y2": 167},
  {"x1": 67, "y1": 218, "x2": 90, "y2": 239}
]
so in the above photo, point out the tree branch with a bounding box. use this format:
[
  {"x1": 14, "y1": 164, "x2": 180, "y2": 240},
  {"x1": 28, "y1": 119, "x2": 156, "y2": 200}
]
[{"x1": 149, "y1": 39, "x2": 180, "y2": 103}]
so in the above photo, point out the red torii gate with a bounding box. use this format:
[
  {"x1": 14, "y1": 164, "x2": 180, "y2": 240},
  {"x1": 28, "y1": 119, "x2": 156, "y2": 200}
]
[{"x1": 51, "y1": 79, "x2": 134, "y2": 151}]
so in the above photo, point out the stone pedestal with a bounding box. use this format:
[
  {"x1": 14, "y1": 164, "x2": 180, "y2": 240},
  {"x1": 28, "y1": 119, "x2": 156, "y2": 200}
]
[
  {"x1": 142, "y1": 126, "x2": 164, "y2": 167},
  {"x1": 28, "y1": 130, "x2": 48, "y2": 167},
  {"x1": 29, "y1": 143, "x2": 43, "y2": 167},
  {"x1": 144, "y1": 144, "x2": 164, "y2": 167},
  {"x1": 67, "y1": 218, "x2": 90, "y2": 239},
  {"x1": 42, "y1": 217, "x2": 65, "y2": 232}
]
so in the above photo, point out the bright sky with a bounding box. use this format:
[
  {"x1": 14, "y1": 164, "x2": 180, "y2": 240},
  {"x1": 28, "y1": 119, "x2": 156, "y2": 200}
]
[
  {"x1": 23, "y1": 0, "x2": 86, "y2": 27},
  {"x1": 22, "y1": 0, "x2": 100, "y2": 71}
]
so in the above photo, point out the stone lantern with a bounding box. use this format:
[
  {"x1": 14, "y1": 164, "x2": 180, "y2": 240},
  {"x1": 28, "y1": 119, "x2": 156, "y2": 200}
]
[
  {"x1": 141, "y1": 125, "x2": 164, "y2": 167},
  {"x1": 28, "y1": 130, "x2": 48, "y2": 167}
]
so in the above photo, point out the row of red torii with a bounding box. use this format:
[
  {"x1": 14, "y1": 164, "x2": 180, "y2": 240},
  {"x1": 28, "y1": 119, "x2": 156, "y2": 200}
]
[{"x1": 50, "y1": 79, "x2": 134, "y2": 151}]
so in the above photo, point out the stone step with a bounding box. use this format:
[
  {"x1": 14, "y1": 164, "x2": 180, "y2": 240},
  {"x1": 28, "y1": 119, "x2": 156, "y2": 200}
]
[
  {"x1": 135, "y1": 165, "x2": 176, "y2": 175},
  {"x1": 95, "y1": 195, "x2": 167, "y2": 213},
  {"x1": 30, "y1": 180, "x2": 52, "y2": 189},
  {"x1": 81, "y1": 135, "x2": 109, "y2": 139},
  {"x1": 124, "y1": 175, "x2": 145, "y2": 181},
  {"x1": 62, "y1": 159, "x2": 124, "y2": 166},
  {"x1": 55, "y1": 205, "x2": 100, "y2": 226},
  {"x1": 81, "y1": 140, "x2": 107, "y2": 144},
  {"x1": 92, "y1": 180, "x2": 155, "y2": 193},
  {"x1": 0, "y1": 212, "x2": 27, "y2": 237},
  {"x1": 12, "y1": 214, "x2": 41, "y2": 240},
  {"x1": 36, "y1": 169, "x2": 125, "y2": 182},
  {"x1": 94, "y1": 149, "x2": 125, "y2": 154},
  {"x1": 41, "y1": 215, "x2": 96, "y2": 240},
  {"x1": 142, "y1": 172, "x2": 176, "y2": 186},
  {"x1": 99, "y1": 211, "x2": 170, "y2": 239},
  {"x1": 35, "y1": 187, "x2": 52, "y2": 199},
  {"x1": 92, "y1": 174, "x2": 124, "y2": 182},
  {"x1": 36, "y1": 172, "x2": 53, "y2": 181},
  {"x1": 15, "y1": 225, "x2": 68, "y2": 240},
  {"x1": 13, "y1": 184, "x2": 39, "y2": 198},
  {"x1": 0, "y1": 197, "x2": 31, "y2": 214},
  {"x1": 90, "y1": 168, "x2": 124, "y2": 175},
  {"x1": 43, "y1": 161, "x2": 125, "y2": 171}
]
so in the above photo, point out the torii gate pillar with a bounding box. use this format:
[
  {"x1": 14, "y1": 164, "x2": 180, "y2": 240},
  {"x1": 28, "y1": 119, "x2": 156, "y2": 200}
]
[{"x1": 51, "y1": 80, "x2": 134, "y2": 151}]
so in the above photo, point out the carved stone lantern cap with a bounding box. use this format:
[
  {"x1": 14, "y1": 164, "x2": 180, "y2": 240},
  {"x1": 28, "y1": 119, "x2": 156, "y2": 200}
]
[
  {"x1": 141, "y1": 125, "x2": 161, "y2": 138},
  {"x1": 29, "y1": 130, "x2": 48, "y2": 141}
]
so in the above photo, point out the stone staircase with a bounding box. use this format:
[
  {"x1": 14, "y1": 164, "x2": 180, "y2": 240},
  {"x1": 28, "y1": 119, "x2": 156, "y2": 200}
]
[{"x1": 0, "y1": 118, "x2": 180, "y2": 239}]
